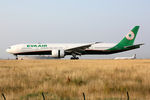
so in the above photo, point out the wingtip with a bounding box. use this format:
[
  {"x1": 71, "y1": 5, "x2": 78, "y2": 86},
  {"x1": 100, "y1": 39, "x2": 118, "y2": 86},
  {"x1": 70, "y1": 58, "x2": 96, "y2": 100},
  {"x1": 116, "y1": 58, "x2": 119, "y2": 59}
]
[{"x1": 95, "y1": 42, "x2": 102, "y2": 44}]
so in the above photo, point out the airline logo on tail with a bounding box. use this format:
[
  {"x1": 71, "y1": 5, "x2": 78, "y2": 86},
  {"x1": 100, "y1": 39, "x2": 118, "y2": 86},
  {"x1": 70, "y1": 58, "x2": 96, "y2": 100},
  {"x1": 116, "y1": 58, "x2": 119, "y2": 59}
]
[{"x1": 126, "y1": 31, "x2": 135, "y2": 40}]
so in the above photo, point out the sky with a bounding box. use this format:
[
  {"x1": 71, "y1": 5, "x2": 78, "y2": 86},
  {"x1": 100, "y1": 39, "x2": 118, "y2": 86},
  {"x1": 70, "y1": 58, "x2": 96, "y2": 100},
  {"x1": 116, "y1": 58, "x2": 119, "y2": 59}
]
[{"x1": 0, "y1": 0, "x2": 150, "y2": 59}]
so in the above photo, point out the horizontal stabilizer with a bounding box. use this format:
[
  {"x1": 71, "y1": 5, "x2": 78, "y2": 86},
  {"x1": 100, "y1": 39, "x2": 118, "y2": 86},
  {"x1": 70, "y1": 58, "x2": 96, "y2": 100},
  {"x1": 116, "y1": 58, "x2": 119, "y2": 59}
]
[{"x1": 124, "y1": 43, "x2": 144, "y2": 49}]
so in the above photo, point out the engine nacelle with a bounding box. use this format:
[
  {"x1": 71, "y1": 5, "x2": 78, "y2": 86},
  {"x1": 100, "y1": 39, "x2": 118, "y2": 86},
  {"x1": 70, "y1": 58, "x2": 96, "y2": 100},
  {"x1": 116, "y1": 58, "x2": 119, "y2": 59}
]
[{"x1": 51, "y1": 49, "x2": 65, "y2": 58}]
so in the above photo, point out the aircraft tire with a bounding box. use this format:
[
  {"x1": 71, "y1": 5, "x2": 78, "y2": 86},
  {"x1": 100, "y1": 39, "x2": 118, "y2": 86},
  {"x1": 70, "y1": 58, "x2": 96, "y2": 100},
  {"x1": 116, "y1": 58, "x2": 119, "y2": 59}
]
[{"x1": 70, "y1": 57, "x2": 79, "y2": 60}]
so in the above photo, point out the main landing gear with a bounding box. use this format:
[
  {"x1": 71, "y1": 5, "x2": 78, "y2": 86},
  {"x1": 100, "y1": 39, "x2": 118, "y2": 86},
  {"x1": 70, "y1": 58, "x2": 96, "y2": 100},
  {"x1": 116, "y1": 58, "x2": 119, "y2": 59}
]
[
  {"x1": 70, "y1": 57, "x2": 79, "y2": 60},
  {"x1": 70, "y1": 53, "x2": 79, "y2": 60}
]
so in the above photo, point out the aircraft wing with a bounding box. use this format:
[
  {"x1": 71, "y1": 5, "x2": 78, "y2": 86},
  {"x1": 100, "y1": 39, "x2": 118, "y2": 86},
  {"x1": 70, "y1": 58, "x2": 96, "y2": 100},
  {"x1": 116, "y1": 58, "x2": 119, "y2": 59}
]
[
  {"x1": 65, "y1": 42, "x2": 100, "y2": 55},
  {"x1": 124, "y1": 43, "x2": 144, "y2": 49}
]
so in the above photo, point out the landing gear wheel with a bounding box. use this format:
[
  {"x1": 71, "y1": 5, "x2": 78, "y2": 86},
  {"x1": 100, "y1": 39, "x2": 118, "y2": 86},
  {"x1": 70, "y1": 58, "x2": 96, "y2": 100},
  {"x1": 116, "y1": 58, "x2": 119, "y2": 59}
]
[
  {"x1": 70, "y1": 57, "x2": 79, "y2": 60},
  {"x1": 70, "y1": 57, "x2": 74, "y2": 60},
  {"x1": 76, "y1": 57, "x2": 79, "y2": 59}
]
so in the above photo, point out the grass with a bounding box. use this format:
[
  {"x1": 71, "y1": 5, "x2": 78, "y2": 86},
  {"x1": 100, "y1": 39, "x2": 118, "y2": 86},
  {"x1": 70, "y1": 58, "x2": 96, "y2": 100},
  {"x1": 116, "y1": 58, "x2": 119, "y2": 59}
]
[{"x1": 0, "y1": 59, "x2": 150, "y2": 100}]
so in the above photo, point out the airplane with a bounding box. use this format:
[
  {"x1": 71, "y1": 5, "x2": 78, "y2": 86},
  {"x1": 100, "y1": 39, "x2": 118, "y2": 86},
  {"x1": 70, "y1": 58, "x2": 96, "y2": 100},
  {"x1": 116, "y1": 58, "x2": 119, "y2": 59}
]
[
  {"x1": 114, "y1": 54, "x2": 136, "y2": 60},
  {"x1": 6, "y1": 26, "x2": 143, "y2": 60}
]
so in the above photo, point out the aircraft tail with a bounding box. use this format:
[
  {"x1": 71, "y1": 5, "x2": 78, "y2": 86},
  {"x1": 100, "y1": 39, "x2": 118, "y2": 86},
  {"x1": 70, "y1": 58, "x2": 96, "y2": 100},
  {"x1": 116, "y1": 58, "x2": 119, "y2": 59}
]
[
  {"x1": 118, "y1": 26, "x2": 139, "y2": 46},
  {"x1": 109, "y1": 26, "x2": 140, "y2": 50}
]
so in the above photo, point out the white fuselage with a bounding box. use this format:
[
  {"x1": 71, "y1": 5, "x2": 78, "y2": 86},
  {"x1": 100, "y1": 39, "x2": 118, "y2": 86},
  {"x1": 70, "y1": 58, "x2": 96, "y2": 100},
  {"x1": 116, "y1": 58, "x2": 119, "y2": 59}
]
[{"x1": 6, "y1": 43, "x2": 116, "y2": 55}]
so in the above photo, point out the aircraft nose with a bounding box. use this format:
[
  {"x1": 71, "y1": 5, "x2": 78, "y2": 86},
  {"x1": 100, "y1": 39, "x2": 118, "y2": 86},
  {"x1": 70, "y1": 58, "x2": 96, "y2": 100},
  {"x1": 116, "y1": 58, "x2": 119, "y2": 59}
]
[{"x1": 6, "y1": 49, "x2": 11, "y2": 53}]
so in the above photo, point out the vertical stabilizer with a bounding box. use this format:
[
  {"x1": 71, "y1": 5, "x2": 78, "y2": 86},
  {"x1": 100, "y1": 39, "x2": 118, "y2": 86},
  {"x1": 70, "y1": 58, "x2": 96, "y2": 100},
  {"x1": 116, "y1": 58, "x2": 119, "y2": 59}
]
[{"x1": 109, "y1": 26, "x2": 140, "y2": 50}]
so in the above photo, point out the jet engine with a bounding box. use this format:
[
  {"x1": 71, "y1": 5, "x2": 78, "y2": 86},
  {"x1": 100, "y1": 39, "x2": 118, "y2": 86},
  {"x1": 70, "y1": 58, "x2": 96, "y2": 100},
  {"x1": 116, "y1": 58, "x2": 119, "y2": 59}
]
[{"x1": 51, "y1": 49, "x2": 65, "y2": 58}]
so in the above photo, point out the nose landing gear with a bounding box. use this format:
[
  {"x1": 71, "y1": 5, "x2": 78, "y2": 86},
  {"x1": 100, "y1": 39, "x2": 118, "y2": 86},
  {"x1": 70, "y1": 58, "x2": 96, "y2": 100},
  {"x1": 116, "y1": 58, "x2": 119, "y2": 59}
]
[{"x1": 15, "y1": 55, "x2": 18, "y2": 60}]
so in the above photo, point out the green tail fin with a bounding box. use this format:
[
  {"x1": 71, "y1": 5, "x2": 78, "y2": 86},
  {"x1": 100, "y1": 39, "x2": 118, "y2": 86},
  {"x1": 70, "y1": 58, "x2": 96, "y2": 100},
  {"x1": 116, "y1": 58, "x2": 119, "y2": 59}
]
[{"x1": 109, "y1": 26, "x2": 140, "y2": 50}]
